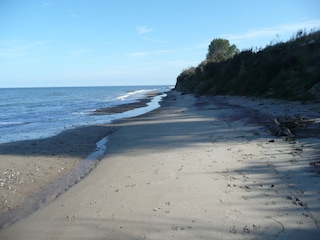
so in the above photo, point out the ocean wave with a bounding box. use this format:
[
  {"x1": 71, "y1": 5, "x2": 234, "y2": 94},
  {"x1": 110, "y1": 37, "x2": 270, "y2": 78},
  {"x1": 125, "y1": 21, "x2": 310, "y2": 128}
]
[
  {"x1": 0, "y1": 86, "x2": 170, "y2": 144},
  {"x1": 0, "y1": 121, "x2": 26, "y2": 127},
  {"x1": 71, "y1": 110, "x2": 94, "y2": 115},
  {"x1": 116, "y1": 89, "x2": 155, "y2": 101}
]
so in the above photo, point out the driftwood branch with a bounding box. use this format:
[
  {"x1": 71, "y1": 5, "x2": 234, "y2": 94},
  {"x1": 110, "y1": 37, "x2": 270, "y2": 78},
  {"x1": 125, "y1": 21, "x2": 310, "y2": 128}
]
[
  {"x1": 272, "y1": 118, "x2": 295, "y2": 138},
  {"x1": 270, "y1": 115, "x2": 315, "y2": 138}
]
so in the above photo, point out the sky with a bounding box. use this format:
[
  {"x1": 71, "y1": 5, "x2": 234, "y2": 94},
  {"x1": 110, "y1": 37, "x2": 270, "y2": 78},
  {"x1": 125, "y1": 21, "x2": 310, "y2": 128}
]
[{"x1": 1, "y1": 0, "x2": 320, "y2": 88}]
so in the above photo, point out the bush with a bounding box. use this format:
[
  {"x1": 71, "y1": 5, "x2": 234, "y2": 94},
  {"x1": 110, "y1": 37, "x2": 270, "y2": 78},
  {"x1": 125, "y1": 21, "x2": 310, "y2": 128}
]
[{"x1": 175, "y1": 29, "x2": 320, "y2": 101}]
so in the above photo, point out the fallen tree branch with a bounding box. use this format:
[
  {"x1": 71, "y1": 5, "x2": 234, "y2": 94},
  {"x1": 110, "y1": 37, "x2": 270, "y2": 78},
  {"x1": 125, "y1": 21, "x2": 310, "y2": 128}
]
[{"x1": 270, "y1": 115, "x2": 315, "y2": 139}]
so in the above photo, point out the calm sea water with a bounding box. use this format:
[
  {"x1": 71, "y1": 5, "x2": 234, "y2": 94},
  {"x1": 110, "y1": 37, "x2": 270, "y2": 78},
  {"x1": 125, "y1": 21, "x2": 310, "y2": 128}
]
[{"x1": 0, "y1": 85, "x2": 170, "y2": 144}]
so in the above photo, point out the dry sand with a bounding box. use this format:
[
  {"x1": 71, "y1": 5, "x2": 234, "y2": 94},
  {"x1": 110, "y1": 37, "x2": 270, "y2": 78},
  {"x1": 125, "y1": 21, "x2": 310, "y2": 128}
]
[
  {"x1": 0, "y1": 125, "x2": 116, "y2": 221},
  {"x1": 0, "y1": 90, "x2": 319, "y2": 239}
]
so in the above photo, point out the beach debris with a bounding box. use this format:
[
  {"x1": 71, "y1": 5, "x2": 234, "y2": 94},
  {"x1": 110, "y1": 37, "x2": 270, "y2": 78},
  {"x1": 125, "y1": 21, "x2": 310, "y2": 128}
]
[
  {"x1": 270, "y1": 114, "x2": 315, "y2": 138},
  {"x1": 0, "y1": 168, "x2": 24, "y2": 192}
]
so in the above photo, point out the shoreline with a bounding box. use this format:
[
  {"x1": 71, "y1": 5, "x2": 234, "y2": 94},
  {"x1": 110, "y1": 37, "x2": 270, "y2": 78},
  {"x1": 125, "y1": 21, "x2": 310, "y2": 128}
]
[
  {"x1": 0, "y1": 92, "x2": 165, "y2": 227},
  {"x1": 0, "y1": 91, "x2": 319, "y2": 239},
  {"x1": 0, "y1": 125, "x2": 116, "y2": 227},
  {"x1": 92, "y1": 91, "x2": 162, "y2": 115},
  {"x1": 0, "y1": 87, "x2": 168, "y2": 145}
]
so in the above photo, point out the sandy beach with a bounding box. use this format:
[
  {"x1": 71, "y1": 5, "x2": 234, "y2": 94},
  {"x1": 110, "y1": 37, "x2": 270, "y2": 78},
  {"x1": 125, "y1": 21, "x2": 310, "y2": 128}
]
[{"x1": 0, "y1": 90, "x2": 319, "y2": 239}]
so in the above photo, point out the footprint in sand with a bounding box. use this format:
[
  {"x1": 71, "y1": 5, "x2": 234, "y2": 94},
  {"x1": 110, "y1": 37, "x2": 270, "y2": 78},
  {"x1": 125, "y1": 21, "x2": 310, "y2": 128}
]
[{"x1": 288, "y1": 196, "x2": 304, "y2": 207}]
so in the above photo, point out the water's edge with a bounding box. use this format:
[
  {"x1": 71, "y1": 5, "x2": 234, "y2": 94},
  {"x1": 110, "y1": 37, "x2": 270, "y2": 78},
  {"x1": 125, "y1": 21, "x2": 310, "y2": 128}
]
[
  {"x1": 0, "y1": 92, "x2": 167, "y2": 229},
  {"x1": 0, "y1": 136, "x2": 110, "y2": 229}
]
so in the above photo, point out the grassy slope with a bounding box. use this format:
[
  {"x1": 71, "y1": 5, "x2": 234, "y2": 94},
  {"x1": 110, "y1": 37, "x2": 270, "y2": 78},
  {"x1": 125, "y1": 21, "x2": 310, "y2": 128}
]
[{"x1": 175, "y1": 30, "x2": 320, "y2": 102}]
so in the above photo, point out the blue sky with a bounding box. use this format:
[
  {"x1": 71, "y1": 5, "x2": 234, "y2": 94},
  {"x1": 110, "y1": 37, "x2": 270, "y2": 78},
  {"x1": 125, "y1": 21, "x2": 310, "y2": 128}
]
[{"x1": 1, "y1": 0, "x2": 319, "y2": 88}]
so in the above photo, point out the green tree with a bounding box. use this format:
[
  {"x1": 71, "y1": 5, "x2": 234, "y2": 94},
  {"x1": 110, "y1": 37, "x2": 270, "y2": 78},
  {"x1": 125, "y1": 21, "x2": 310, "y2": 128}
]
[{"x1": 206, "y1": 38, "x2": 239, "y2": 62}]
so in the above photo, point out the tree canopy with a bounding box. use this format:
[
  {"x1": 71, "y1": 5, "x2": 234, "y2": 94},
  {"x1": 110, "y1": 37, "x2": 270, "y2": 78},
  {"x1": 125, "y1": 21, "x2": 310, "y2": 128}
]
[
  {"x1": 175, "y1": 30, "x2": 320, "y2": 101},
  {"x1": 206, "y1": 38, "x2": 239, "y2": 62}
]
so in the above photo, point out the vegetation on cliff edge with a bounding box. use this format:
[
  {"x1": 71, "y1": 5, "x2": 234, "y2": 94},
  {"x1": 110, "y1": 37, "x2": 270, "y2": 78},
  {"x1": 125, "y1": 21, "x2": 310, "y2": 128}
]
[{"x1": 175, "y1": 30, "x2": 320, "y2": 101}]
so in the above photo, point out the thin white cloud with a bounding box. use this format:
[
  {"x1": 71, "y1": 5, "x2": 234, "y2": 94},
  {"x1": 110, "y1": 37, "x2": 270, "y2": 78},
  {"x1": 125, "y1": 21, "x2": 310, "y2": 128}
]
[
  {"x1": 221, "y1": 19, "x2": 320, "y2": 43},
  {"x1": 127, "y1": 49, "x2": 171, "y2": 57},
  {"x1": 135, "y1": 26, "x2": 154, "y2": 35}
]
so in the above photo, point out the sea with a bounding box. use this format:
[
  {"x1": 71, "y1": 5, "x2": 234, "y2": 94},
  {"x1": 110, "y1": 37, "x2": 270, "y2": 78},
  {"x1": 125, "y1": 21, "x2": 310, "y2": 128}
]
[{"x1": 0, "y1": 85, "x2": 171, "y2": 144}]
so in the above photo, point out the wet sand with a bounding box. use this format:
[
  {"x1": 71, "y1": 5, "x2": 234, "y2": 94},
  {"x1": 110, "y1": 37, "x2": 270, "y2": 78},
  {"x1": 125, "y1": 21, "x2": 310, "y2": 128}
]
[
  {"x1": 0, "y1": 94, "x2": 158, "y2": 223},
  {"x1": 0, "y1": 91, "x2": 319, "y2": 239},
  {"x1": 93, "y1": 91, "x2": 161, "y2": 115}
]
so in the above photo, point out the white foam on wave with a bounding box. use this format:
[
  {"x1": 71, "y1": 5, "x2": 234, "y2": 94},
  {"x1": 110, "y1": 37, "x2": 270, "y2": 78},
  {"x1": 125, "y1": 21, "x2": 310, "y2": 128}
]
[
  {"x1": 116, "y1": 89, "x2": 155, "y2": 101},
  {"x1": 71, "y1": 109, "x2": 96, "y2": 115},
  {"x1": 111, "y1": 93, "x2": 166, "y2": 120},
  {"x1": 0, "y1": 86, "x2": 169, "y2": 144},
  {"x1": 0, "y1": 121, "x2": 25, "y2": 126}
]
